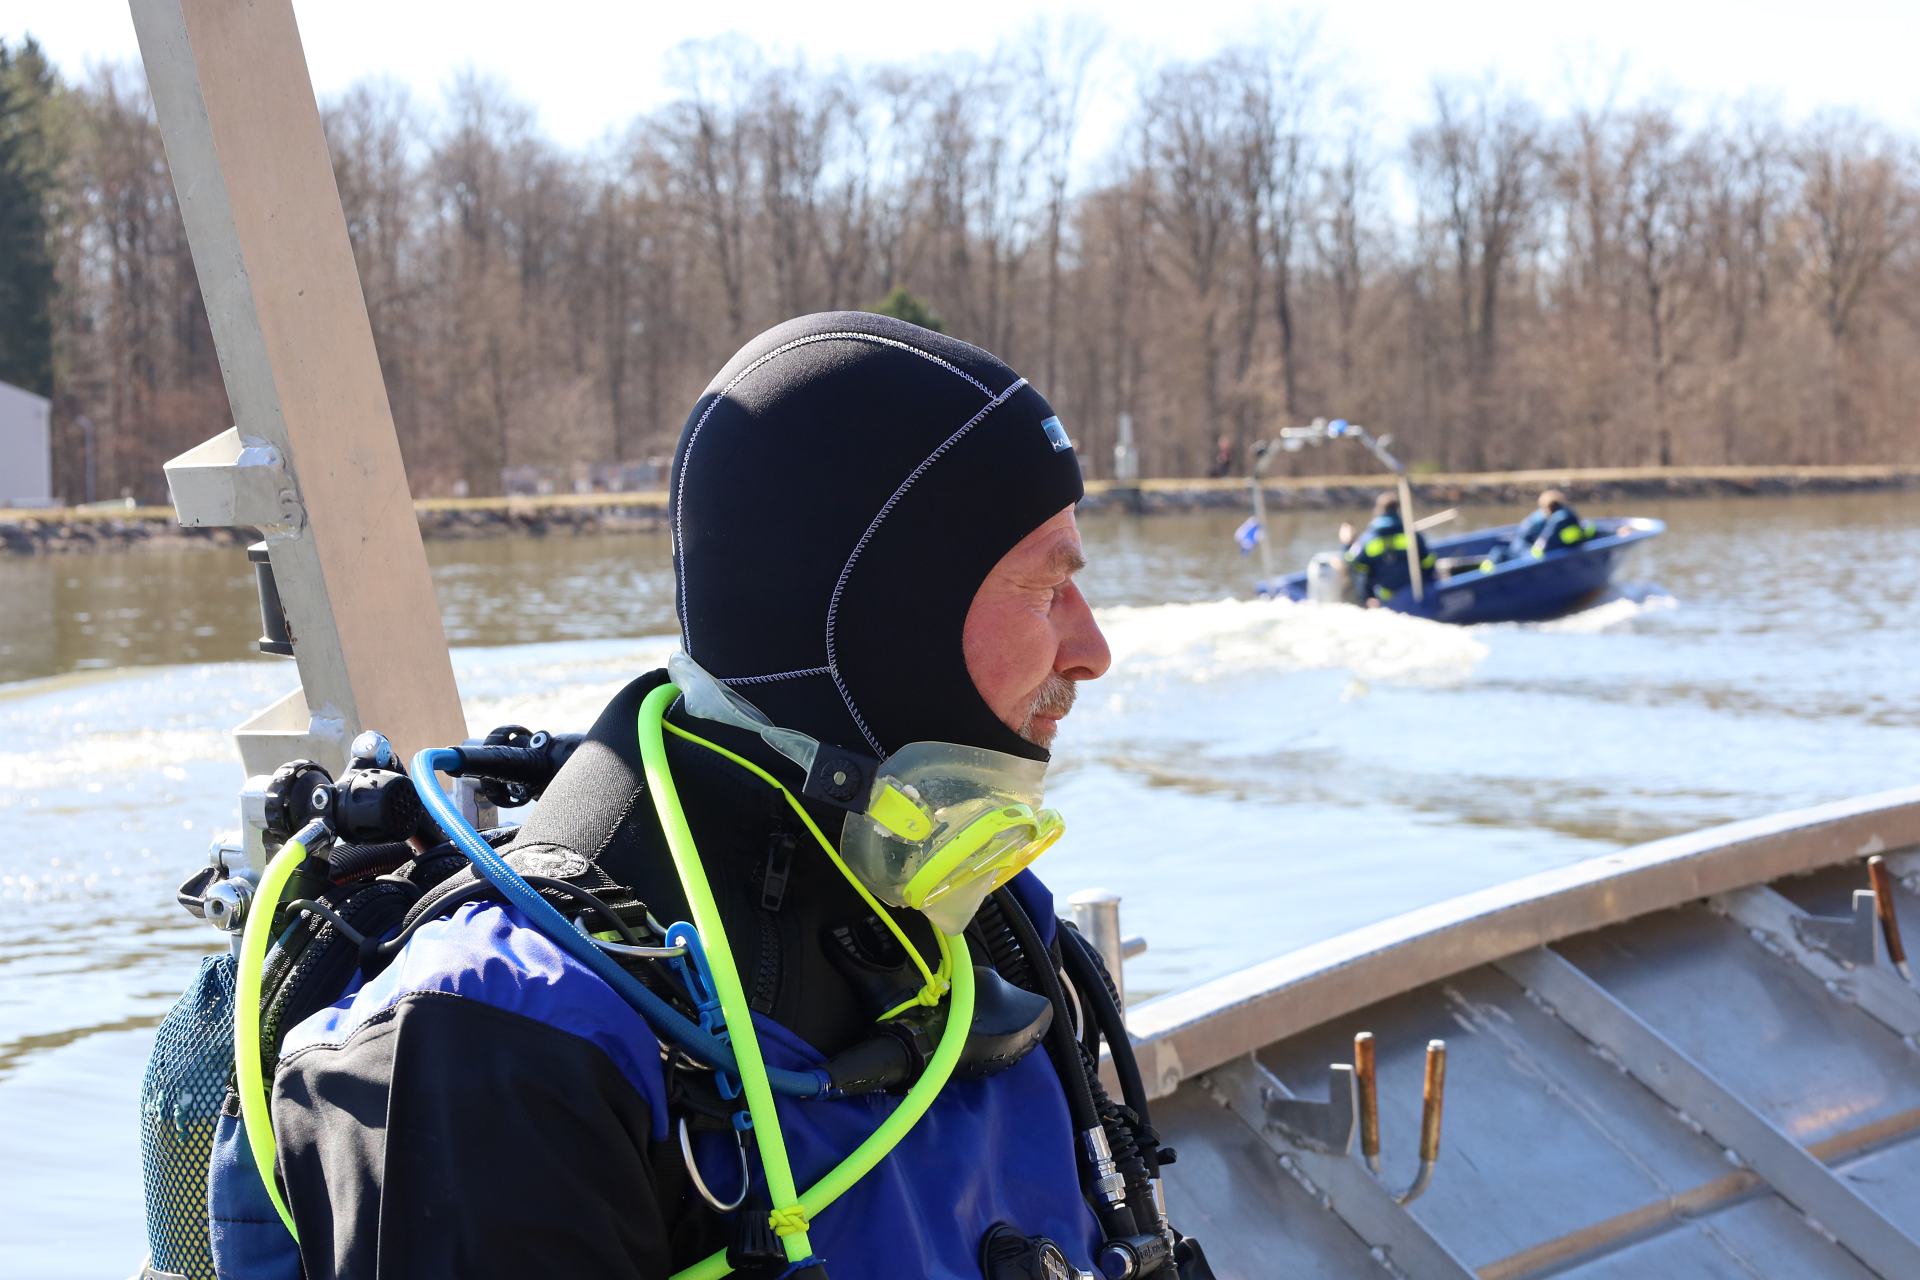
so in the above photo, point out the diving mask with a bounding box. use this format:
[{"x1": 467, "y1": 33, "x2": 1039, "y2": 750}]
[{"x1": 669, "y1": 653, "x2": 1065, "y2": 933}]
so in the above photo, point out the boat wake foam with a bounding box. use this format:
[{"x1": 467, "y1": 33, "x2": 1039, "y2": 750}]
[
  {"x1": 1519, "y1": 584, "x2": 1678, "y2": 634},
  {"x1": 1094, "y1": 597, "x2": 1489, "y2": 689}
]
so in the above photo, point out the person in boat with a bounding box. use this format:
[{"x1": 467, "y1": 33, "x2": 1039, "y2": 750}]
[
  {"x1": 255, "y1": 313, "x2": 1210, "y2": 1280},
  {"x1": 1344, "y1": 491, "x2": 1434, "y2": 604},
  {"x1": 1476, "y1": 491, "x2": 1599, "y2": 572},
  {"x1": 1509, "y1": 490, "x2": 1596, "y2": 560}
]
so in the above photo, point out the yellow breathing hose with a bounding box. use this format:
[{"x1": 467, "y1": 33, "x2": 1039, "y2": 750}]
[
  {"x1": 233, "y1": 822, "x2": 325, "y2": 1239},
  {"x1": 232, "y1": 692, "x2": 976, "y2": 1273},
  {"x1": 640, "y1": 684, "x2": 976, "y2": 1280}
]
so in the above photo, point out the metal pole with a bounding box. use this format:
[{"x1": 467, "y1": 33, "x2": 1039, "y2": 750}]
[
  {"x1": 1069, "y1": 888, "x2": 1148, "y2": 1014},
  {"x1": 1249, "y1": 446, "x2": 1276, "y2": 580},
  {"x1": 1395, "y1": 474, "x2": 1424, "y2": 603},
  {"x1": 130, "y1": 0, "x2": 467, "y2": 775}
]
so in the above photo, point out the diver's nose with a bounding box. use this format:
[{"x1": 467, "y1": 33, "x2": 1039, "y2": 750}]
[{"x1": 1056, "y1": 581, "x2": 1111, "y2": 682}]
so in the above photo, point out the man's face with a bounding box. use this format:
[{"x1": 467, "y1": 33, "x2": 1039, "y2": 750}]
[{"x1": 962, "y1": 506, "x2": 1111, "y2": 749}]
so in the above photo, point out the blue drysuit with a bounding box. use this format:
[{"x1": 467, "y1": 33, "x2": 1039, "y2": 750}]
[{"x1": 231, "y1": 673, "x2": 1104, "y2": 1280}]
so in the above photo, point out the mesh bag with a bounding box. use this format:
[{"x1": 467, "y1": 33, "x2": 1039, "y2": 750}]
[{"x1": 140, "y1": 952, "x2": 236, "y2": 1280}]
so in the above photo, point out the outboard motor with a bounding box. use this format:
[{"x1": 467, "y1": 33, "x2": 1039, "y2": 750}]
[{"x1": 1305, "y1": 551, "x2": 1354, "y2": 605}]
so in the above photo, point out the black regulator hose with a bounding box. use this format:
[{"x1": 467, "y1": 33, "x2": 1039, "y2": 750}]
[
  {"x1": 1068, "y1": 962, "x2": 1101, "y2": 1060},
  {"x1": 1078, "y1": 1040, "x2": 1159, "y2": 1233},
  {"x1": 989, "y1": 890, "x2": 1139, "y2": 1241},
  {"x1": 1059, "y1": 925, "x2": 1173, "y2": 1213},
  {"x1": 973, "y1": 893, "x2": 1035, "y2": 990},
  {"x1": 326, "y1": 838, "x2": 417, "y2": 884},
  {"x1": 1058, "y1": 924, "x2": 1153, "y2": 1126}
]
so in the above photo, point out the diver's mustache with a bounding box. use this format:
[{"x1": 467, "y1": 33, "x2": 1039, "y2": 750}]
[{"x1": 1031, "y1": 675, "x2": 1076, "y2": 719}]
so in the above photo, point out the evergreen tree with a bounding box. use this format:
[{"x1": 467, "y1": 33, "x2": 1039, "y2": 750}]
[
  {"x1": 868, "y1": 286, "x2": 945, "y2": 334},
  {"x1": 0, "y1": 37, "x2": 56, "y2": 396}
]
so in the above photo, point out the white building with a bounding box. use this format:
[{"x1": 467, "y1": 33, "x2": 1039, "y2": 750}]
[{"x1": 0, "y1": 380, "x2": 54, "y2": 507}]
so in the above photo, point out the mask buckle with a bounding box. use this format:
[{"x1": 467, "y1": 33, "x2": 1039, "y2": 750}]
[{"x1": 801, "y1": 742, "x2": 878, "y2": 811}]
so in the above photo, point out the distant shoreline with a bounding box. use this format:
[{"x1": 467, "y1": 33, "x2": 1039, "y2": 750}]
[{"x1": 4, "y1": 463, "x2": 1916, "y2": 555}]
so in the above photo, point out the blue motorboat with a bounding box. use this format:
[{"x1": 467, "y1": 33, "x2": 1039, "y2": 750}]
[
  {"x1": 1240, "y1": 417, "x2": 1664, "y2": 625},
  {"x1": 1257, "y1": 515, "x2": 1666, "y2": 625}
]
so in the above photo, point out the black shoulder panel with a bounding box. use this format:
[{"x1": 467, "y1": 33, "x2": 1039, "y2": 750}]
[{"x1": 274, "y1": 992, "x2": 676, "y2": 1279}]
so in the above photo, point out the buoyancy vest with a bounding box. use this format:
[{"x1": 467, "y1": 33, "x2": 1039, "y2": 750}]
[
  {"x1": 261, "y1": 880, "x2": 1098, "y2": 1278},
  {"x1": 232, "y1": 671, "x2": 1105, "y2": 1278}
]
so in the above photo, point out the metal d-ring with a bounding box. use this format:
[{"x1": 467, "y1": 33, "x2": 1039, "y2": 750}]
[
  {"x1": 678, "y1": 1113, "x2": 750, "y2": 1212},
  {"x1": 570, "y1": 913, "x2": 688, "y2": 959}
]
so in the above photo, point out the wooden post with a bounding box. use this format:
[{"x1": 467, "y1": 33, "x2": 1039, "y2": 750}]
[{"x1": 130, "y1": 0, "x2": 466, "y2": 771}]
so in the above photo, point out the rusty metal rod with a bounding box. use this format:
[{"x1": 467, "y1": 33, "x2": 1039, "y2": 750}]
[
  {"x1": 1398, "y1": 1039, "x2": 1447, "y2": 1204},
  {"x1": 1354, "y1": 1031, "x2": 1381, "y2": 1172},
  {"x1": 1419, "y1": 1039, "x2": 1447, "y2": 1164},
  {"x1": 1868, "y1": 856, "x2": 1911, "y2": 981}
]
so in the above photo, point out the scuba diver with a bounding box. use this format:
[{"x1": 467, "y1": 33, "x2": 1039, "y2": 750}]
[
  {"x1": 234, "y1": 312, "x2": 1209, "y2": 1280},
  {"x1": 1343, "y1": 491, "x2": 1434, "y2": 604}
]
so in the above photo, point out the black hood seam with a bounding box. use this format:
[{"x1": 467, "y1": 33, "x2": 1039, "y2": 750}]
[
  {"x1": 673, "y1": 330, "x2": 998, "y2": 651},
  {"x1": 823, "y1": 374, "x2": 1030, "y2": 755}
]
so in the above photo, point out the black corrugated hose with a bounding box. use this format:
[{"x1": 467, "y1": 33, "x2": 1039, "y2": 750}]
[{"x1": 984, "y1": 889, "x2": 1140, "y2": 1241}]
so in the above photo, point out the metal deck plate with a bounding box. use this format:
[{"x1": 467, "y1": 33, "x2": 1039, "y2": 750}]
[
  {"x1": 1554, "y1": 905, "x2": 1920, "y2": 1150},
  {"x1": 1154, "y1": 1088, "x2": 1390, "y2": 1277}
]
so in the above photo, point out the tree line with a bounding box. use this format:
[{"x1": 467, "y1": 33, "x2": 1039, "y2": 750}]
[{"x1": 3, "y1": 27, "x2": 1917, "y2": 504}]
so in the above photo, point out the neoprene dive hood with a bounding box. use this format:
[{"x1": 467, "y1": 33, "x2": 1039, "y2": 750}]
[{"x1": 670, "y1": 311, "x2": 1085, "y2": 765}]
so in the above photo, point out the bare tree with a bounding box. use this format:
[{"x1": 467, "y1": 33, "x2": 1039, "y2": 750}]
[
  {"x1": 666, "y1": 38, "x2": 759, "y2": 345},
  {"x1": 33, "y1": 28, "x2": 1920, "y2": 503},
  {"x1": 1411, "y1": 80, "x2": 1541, "y2": 468}
]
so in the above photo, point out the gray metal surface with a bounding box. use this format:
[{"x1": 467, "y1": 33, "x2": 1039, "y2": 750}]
[
  {"x1": 1554, "y1": 906, "x2": 1920, "y2": 1155},
  {"x1": 1131, "y1": 786, "x2": 1920, "y2": 1103},
  {"x1": 1151, "y1": 1088, "x2": 1390, "y2": 1277},
  {"x1": 1713, "y1": 884, "x2": 1920, "y2": 1041},
  {"x1": 1151, "y1": 795, "x2": 1920, "y2": 1278},
  {"x1": 1494, "y1": 945, "x2": 1920, "y2": 1278},
  {"x1": 1552, "y1": 1195, "x2": 1879, "y2": 1280},
  {"x1": 1199, "y1": 1055, "x2": 1477, "y2": 1278}
]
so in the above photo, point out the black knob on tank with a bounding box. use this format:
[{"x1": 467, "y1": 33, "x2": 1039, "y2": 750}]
[{"x1": 263, "y1": 759, "x2": 334, "y2": 838}]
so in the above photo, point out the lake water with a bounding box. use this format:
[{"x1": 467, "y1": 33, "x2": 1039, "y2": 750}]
[{"x1": 2, "y1": 492, "x2": 1917, "y2": 1275}]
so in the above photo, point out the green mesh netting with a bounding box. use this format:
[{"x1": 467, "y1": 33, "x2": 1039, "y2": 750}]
[{"x1": 139, "y1": 952, "x2": 235, "y2": 1280}]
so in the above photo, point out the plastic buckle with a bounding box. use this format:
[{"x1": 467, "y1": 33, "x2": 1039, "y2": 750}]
[{"x1": 667, "y1": 921, "x2": 742, "y2": 1102}]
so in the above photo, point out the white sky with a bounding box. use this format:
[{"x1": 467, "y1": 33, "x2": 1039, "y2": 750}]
[{"x1": 10, "y1": 0, "x2": 1920, "y2": 157}]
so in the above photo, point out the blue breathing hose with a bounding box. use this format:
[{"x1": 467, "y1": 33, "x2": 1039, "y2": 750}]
[{"x1": 410, "y1": 747, "x2": 831, "y2": 1098}]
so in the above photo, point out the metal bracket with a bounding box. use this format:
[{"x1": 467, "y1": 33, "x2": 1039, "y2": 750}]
[
  {"x1": 233, "y1": 686, "x2": 350, "y2": 782},
  {"x1": 1202, "y1": 1055, "x2": 1476, "y2": 1278},
  {"x1": 1793, "y1": 890, "x2": 1890, "y2": 970},
  {"x1": 165, "y1": 425, "x2": 305, "y2": 533},
  {"x1": 1714, "y1": 885, "x2": 1920, "y2": 1040},
  {"x1": 451, "y1": 775, "x2": 499, "y2": 833},
  {"x1": 1264, "y1": 1062, "x2": 1360, "y2": 1155}
]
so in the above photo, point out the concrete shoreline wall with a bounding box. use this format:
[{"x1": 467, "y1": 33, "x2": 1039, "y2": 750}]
[{"x1": 3, "y1": 464, "x2": 1916, "y2": 555}]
